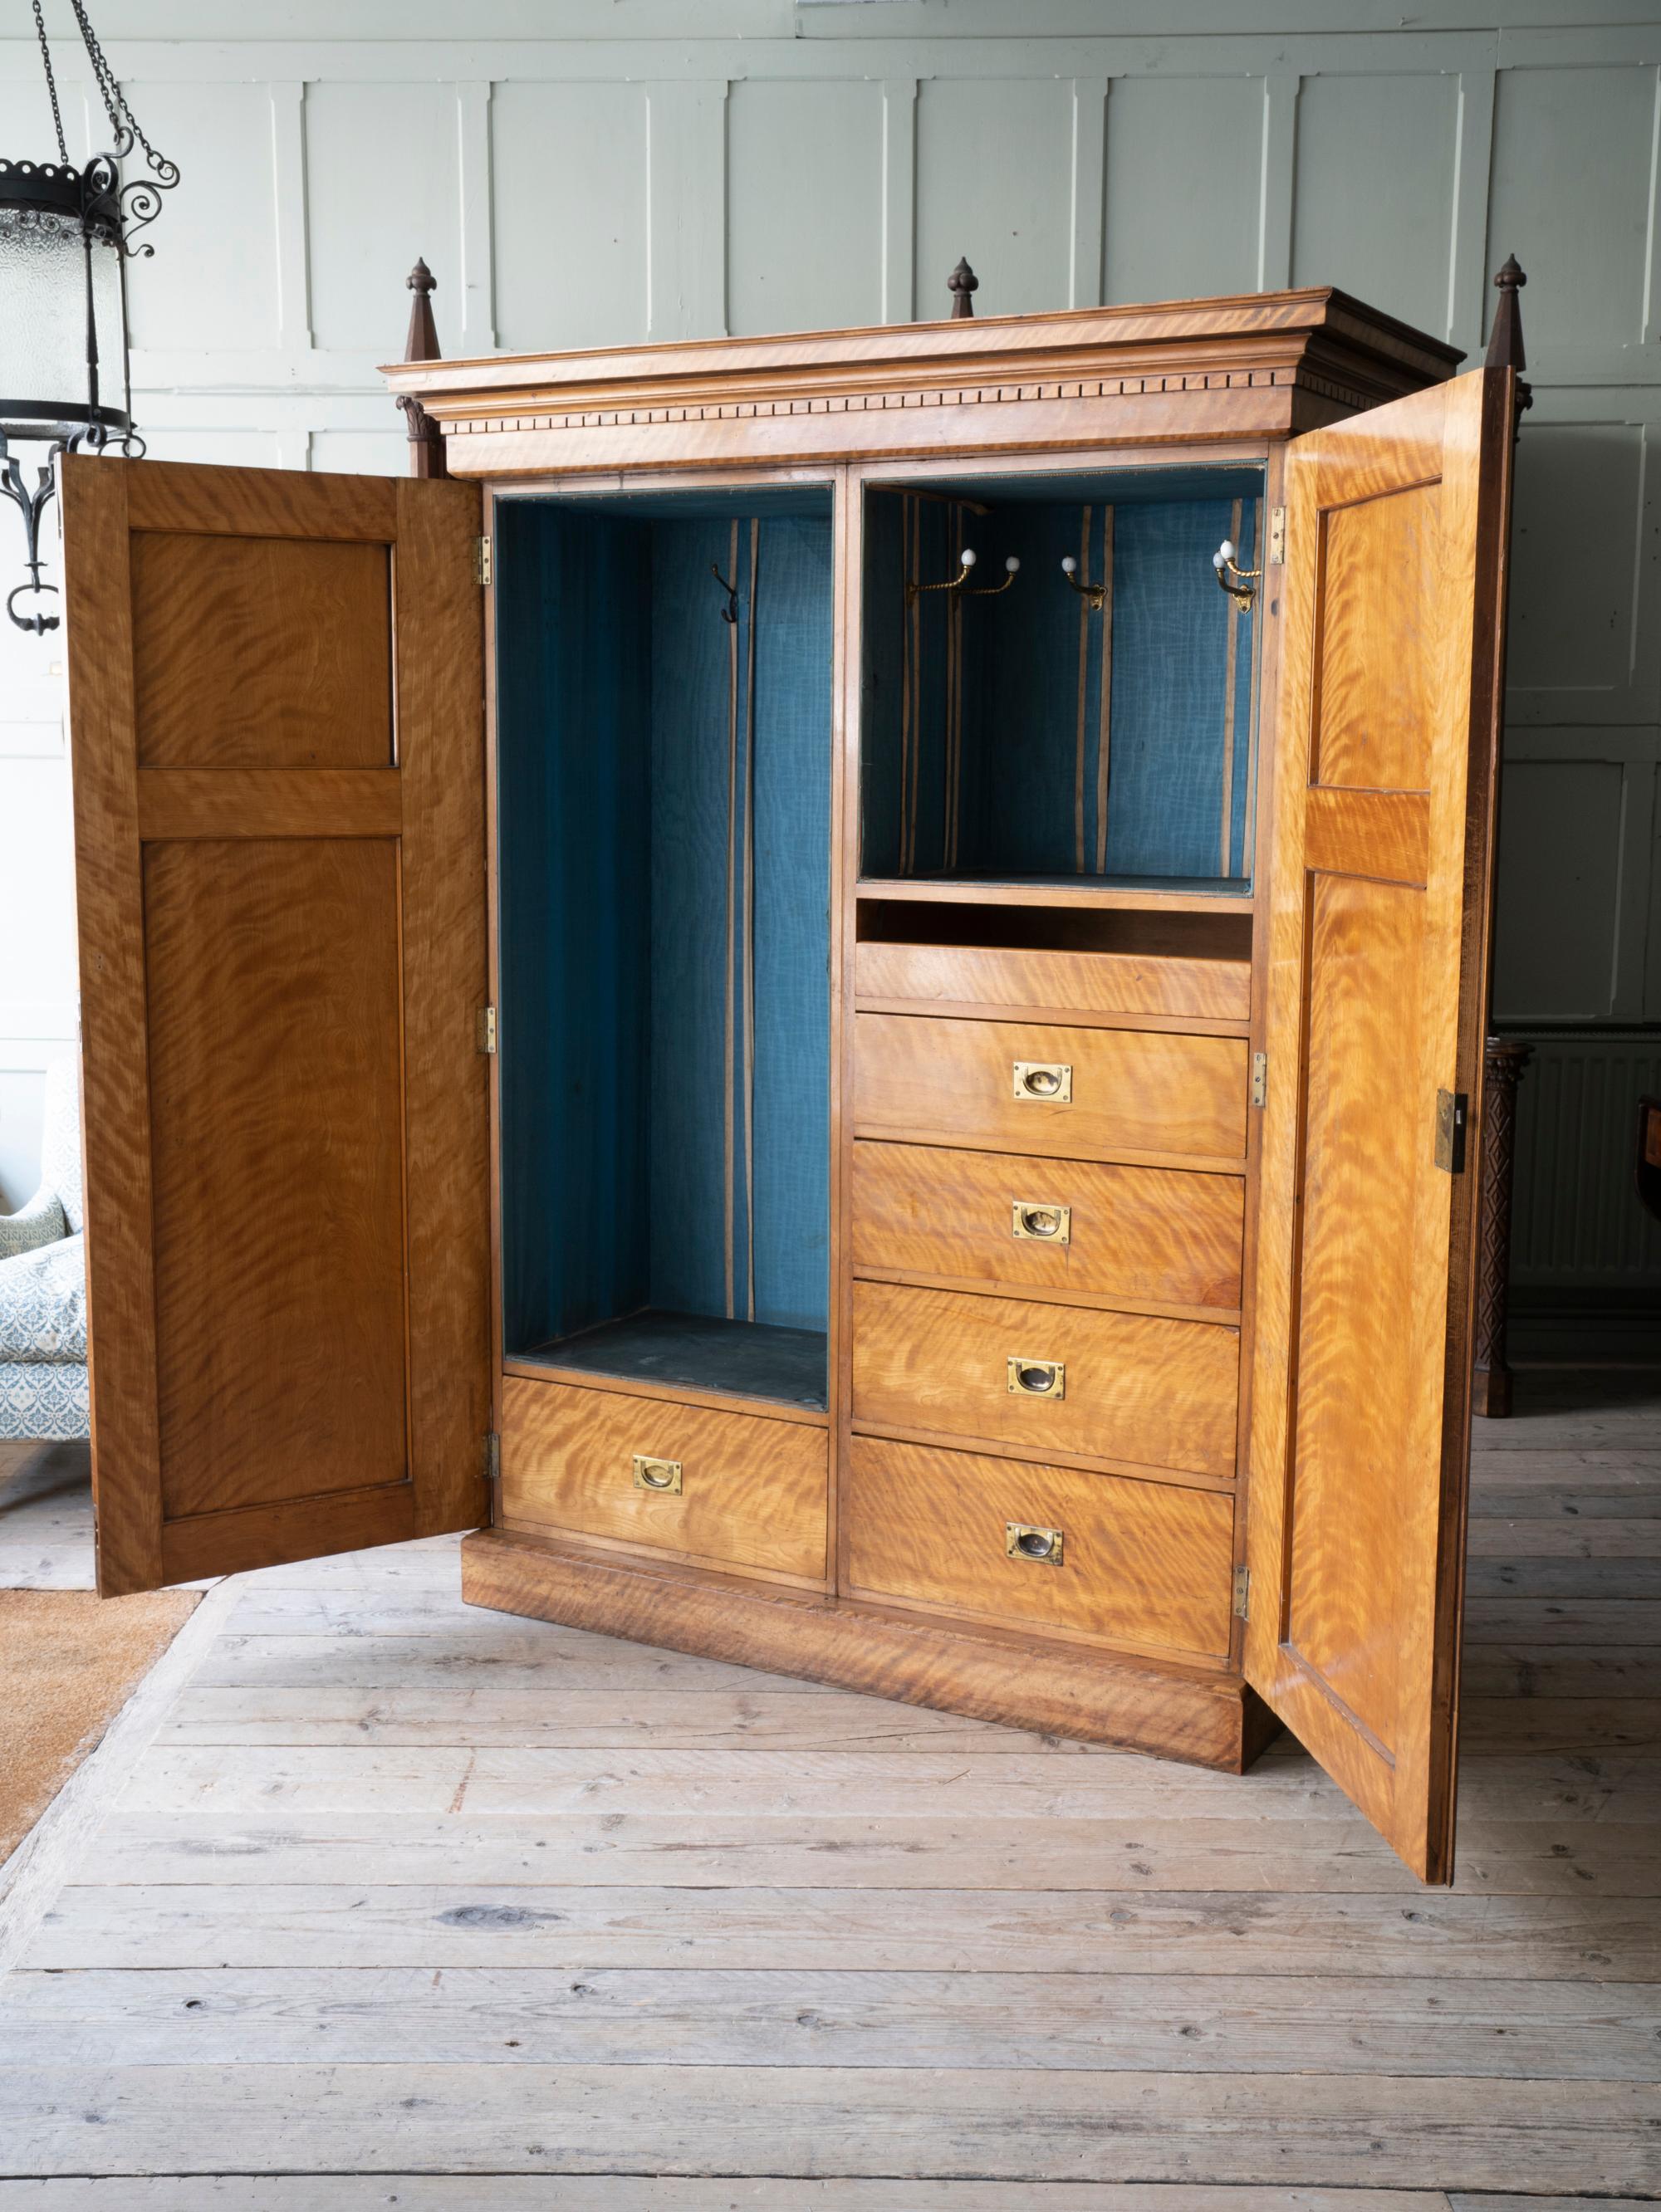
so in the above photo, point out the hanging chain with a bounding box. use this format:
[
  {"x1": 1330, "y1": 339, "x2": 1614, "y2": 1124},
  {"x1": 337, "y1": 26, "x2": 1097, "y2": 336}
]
[
  {"x1": 66, "y1": 0, "x2": 178, "y2": 184},
  {"x1": 29, "y1": 0, "x2": 70, "y2": 166}
]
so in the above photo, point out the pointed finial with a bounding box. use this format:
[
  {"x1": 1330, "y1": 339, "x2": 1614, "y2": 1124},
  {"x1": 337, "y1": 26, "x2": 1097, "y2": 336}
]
[
  {"x1": 404, "y1": 257, "x2": 441, "y2": 365},
  {"x1": 1485, "y1": 254, "x2": 1526, "y2": 374},
  {"x1": 948, "y1": 257, "x2": 978, "y2": 320}
]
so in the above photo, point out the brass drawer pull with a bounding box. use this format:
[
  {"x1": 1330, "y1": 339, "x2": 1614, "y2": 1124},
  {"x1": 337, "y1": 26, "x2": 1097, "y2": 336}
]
[
  {"x1": 1012, "y1": 1201, "x2": 1071, "y2": 1243},
  {"x1": 1007, "y1": 1521, "x2": 1065, "y2": 1564},
  {"x1": 632, "y1": 1454, "x2": 683, "y2": 1494},
  {"x1": 1013, "y1": 1060, "x2": 1072, "y2": 1103},
  {"x1": 1007, "y1": 1356, "x2": 1066, "y2": 1399}
]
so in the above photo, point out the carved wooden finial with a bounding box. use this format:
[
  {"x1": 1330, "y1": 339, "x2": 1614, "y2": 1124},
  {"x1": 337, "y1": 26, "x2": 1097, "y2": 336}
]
[
  {"x1": 1485, "y1": 255, "x2": 1526, "y2": 374},
  {"x1": 397, "y1": 256, "x2": 448, "y2": 480},
  {"x1": 404, "y1": 257, "x2": 441, "y2": 365},
  {"x1": 948, "y1": 257, "x2": 978, "y2": 320}
]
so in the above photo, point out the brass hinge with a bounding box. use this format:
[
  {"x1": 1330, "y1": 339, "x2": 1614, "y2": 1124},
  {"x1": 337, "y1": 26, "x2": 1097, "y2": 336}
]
[
  {"x1": 1268, "y1": 506, "x2": 1286, "y2": 565},
  {"x1": 484, "y1": 1431, "x2": 501, "y2": 1485},
  {"x1": 475, "y1": 534, "x2": 492, "y2": 586},
  {"x1": 1232, "y1": 1564, "x2": 1251, "y2": 1621},
  {"x1": 1251, "y1": 1050, "x2": 1267, "y2": 1108},
  {"x1": 1434, "y1": 1088, "x2": 1468, "y2": 1174},
  {"x1": 477, "y1": 1005, "x2": 497, "y2": 1055}
]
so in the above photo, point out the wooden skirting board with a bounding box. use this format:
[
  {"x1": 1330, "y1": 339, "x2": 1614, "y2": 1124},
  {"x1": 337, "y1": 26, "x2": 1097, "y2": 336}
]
[{"x1": 461, "y1": 1529, "x2": 1279, "y2": 1774}]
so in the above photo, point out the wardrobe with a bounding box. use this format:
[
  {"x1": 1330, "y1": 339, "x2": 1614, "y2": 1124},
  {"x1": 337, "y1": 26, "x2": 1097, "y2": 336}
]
[{"x1": 60, "y1": 281, "x2": 1517, "y2": 1884}]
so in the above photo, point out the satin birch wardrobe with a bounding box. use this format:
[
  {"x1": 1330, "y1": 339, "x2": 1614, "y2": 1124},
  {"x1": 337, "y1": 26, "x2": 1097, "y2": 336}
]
[{"x1": 61, "y1": 280, "x2": 1518, "y2": 1883}]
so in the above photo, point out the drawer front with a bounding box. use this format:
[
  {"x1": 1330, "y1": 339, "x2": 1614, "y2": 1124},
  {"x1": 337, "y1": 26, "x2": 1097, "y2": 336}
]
[
  {"x1": 852, "y1": 1280, "x2": 1238, "y2": 1478},
  {"x1": 854, "y1": 1012, "x2": 1247, "y2": 1162},
  {"x1": 855, "y1": 939, "x2": 1251, "y2": 1023},
  {"x1": 501, "y1": 1376, "x2": 828, "y2": 1580},
  {"x1": 852, "y1": 1139, "x2": 1244, "y2": 1310},
  {"x1": 846, "y1": 1435, "x2": 1236, "y2": 1661}
]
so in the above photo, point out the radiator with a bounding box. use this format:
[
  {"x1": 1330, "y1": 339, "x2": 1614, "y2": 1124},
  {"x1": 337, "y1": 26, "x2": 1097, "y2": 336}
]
[{"x1": 1509, "y1": 1029, "x2": 1661, "y2": 1291}]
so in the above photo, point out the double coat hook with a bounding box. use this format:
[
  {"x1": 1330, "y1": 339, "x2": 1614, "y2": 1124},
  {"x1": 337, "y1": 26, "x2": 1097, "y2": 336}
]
[{"x1": 906, "y1": 546, "x2": 1020, "y2": 605}]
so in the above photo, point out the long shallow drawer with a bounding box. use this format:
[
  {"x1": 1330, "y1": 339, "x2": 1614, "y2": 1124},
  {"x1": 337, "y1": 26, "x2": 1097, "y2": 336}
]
[
  {"x1": 846, "y1": 1435, "x2": 1236, "y2": 1661},
  {"x1": 852, "y1": 1138, "x2": 1243, "y2": 1310},
  {"x1": 501, "y1": 1374, "x2": 828, "y2": 1581},
  {"x1": 851, "y1": 1279, "x2": 1238, "y2": 1479},
  {"x1": 855, "y1": 938, "x2": 1250, "y2": 1023},
  {"x1": 854, "y1": 1011, "x2": 1247, "y2": 1162}
]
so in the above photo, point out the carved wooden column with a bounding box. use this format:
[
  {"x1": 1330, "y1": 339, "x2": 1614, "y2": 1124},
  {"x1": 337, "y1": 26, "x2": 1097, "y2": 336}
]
[
  {"x1": 396, "y1": 257, "x2": 448, "y2": 482},
  {"x1": 1472, "y1": 1037, "x2": 1532, "y2": 1417}
]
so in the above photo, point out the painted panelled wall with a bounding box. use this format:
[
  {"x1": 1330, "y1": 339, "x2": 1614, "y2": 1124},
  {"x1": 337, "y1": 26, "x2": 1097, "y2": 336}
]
[{"x1": 0, "y1": 3, "x2": 1657, "y2": 1320}]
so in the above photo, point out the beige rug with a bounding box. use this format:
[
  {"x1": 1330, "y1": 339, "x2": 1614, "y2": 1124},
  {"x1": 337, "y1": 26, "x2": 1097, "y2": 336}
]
[{"x1": 0, "y1": 1586, "x2": 200, "y2": 1863}]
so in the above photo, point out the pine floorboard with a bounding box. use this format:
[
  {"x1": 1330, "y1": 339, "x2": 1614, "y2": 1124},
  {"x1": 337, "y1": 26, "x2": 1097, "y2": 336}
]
[{"x1": 0, "y1": 1371, "x2": 1657, "y2": 2198}]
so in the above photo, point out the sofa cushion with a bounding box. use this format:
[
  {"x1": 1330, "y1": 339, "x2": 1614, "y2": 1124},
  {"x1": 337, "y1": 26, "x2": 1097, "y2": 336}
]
[
  {"x1": 0, "y1": 1231, "x2": 87, "y2": 1363},
  {"x1": 0, "y1": 1359, "x2": 90, "y2": 1441}
]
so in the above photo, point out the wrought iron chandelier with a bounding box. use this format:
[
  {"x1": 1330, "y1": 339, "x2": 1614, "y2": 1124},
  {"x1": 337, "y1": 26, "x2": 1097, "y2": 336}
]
[{"x1": 0, "y1": 1, "x2": 179, "y2": 631}]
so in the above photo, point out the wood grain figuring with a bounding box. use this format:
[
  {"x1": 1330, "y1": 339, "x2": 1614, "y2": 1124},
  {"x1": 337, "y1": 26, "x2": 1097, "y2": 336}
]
[
  {"x1": 855, "y1": 939, "x2": 1251, "y2": 1022},
  {"x1": 1246, "y1": 368, "x2": 1516, "y2": 1884},
  {"x1": 501, "y1": 1377, "x2": 829, "y2": 1583},
  {"x1": 59, "y1": 455, "x2": 489, "y2": 1595},
  {"x1": 143, "y1": 838, "x2": 409, "y2": 1520},
  {"x1": 463, "y1": 1531, "x2": 1263, "y2": 1771},
  {"x1": 851, "y1": 1280, "x2": 1238, "y2": 1479},
  {"x1": 130, "y1": 534, "x2": 393, "y2": 768},
  {"x1": 851, "y1": 1139, "x2": 1243, "y2": 1309},
  {"x1": 1311, "y1": 482, "x2": 1438, "y2": 793},
  {"x1": 845, "y1": 1436, "x2": 1236, "y2": 1661},
  {"x1": 135, "y1": 770, "x2": 403, "y2": 841},
  {"x1": 1304, "y1": 785, "x2": 1431, "y2": 888},
  {"x1": 855, "y1": 1013, "x2": 1247, "y2": 1162}
]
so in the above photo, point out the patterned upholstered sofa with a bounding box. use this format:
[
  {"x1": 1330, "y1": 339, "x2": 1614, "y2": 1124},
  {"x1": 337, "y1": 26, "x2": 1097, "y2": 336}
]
[{"x1": 0, "y1": 1056, "x2": 89, "y2": 1441}]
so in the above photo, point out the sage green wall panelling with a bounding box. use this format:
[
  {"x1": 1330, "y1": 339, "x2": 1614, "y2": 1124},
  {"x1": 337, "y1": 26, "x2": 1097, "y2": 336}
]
[
  {"x1": 1487, "y1": 66, "x2": 1658, "y2": 356},
  {"x1": 727, "y1": 80, "x2": 885, "y2": 334},
  {"x1": 120, "y1": 82, "x2": 285, "y2": 352},
  {"x1": 492, "y1": 82, "x2": 649, "y2": 350},
  {"x1": 915, "y1": 78, "x2": 1077, "y2": 318},
  {"x1": 1102, "y1": 77, "x2": 1262, "y2": 308},
  {"x1": 1493, "y1": 761, "x2": 1631, "y2": 1021},
  {"x1": 1291, "y1": 75, "x2": 1461, "y2": 336},
  {"x1": 1505, "y1": 417, "x2": 1657, "y2": 729},
  {"x1": 304, "y1": 85, "x2": 465, "y2": 355}
]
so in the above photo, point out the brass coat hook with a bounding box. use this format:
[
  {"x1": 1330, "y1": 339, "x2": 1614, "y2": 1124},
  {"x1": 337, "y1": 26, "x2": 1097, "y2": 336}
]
[
  {"x1": 1213, "y1": 537, "x2": 1259, "y2": 610},
  {"x1": 906, "y1": 547, "x2": 1021, "y2": 604},
  {"x1": 1059, "y1": 555, "x2": 1106, "y2": 613},
  {"x1": 711, "y1": 561, "x2": 739, "y2": 624}
]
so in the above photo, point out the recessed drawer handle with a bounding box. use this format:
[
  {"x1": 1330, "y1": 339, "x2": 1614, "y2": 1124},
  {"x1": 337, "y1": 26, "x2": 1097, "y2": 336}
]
[
  {"x1": 1007, "y1": 1521, "x2": 1065, "y2": 1565},
  {"x1": 1012, "y1": 1201, "x2": 1071, "y2": 1243},
  {"x1": 632, "y1": 1454, "x2": 683, "y2": 1494},
  {"x1": 1013, "y1": 1060, "x2": 1072, "y2": 1103},
  {"x1": 1007, "y1": 1356, "x2": 1066, "y2": 1400}
]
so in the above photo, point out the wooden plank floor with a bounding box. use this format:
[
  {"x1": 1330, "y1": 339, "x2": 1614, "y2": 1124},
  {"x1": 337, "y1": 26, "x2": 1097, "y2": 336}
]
[{"x1": 0, "y1": 1373, "x2": 1657, "y2": 2205}]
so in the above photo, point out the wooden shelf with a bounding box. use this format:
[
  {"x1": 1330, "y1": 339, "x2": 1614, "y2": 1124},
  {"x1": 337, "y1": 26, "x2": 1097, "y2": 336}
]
[{"x1": 857, "y1": 877, "x2": 1254, "y2": 915}]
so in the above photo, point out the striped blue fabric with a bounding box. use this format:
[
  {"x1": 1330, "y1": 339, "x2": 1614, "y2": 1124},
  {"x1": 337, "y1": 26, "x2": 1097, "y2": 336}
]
[
  {"x1": 861, "y1": 486, "x2": 1260, "y2": 886},
  {"x1": 497, "y1": 501, "x2": 832, "y2": 1360}
]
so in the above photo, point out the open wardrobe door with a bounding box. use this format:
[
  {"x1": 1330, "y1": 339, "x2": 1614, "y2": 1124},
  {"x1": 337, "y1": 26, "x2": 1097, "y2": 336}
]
[
  {"x1": 1245, "y1": 365, "x2": 1516, "y2": 1883},
  {"x1": 60, "y1": 458, "x2": 492, "y2": 1596}
]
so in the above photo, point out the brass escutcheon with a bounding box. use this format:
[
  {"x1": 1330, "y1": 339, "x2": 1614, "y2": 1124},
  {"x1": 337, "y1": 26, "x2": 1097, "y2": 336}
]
[
  {"x1": 632, "y1": 1454, "x2": 683, "y2": 1494},
  {"x1": 1007, "y1": 1356, "x2": 1066, "y2": 1400},
  {"x1": 1007, "y1": 1522, "x2": 1065, "y2": 1564}
]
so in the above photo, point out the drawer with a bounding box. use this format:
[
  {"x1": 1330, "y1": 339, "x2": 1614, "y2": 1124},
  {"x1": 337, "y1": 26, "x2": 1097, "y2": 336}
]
[
  {"x1": 854, "y1": 1012, "x2": 1247, "y2": 1162},
  {"x1": 855, "y1": 938, "x2": 1250, "y2": 1023},
  {"x1": 851, "y1": 1139, "x2": 1243, "y2": 1310},
  {"x1": 852, "y1": 1279, "x2": 1238, "y2": 1478},
  {"x1": 845, "y1": 1435, "x2": 1236, "y2": 1661},
  {"x1": 500, "y1": 1375, "x2": 828, "y2": 1581}
]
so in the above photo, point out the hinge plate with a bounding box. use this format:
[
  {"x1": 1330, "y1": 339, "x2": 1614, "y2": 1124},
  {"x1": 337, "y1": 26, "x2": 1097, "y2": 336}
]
[
  {"x1": 477, "y1": 1005, "x2": 497, "y2": 1055},
  {"x1": 475, "y1": 534, "x2": 492, "y2": 587},
  {"x1": 1268, "y1": 506, "x2": 1286, "y2": 565},
  {"x1": 1251, "y1": 1051, "x2": 1267, "y2": 1109},
  {"x1": 1232, "y1": 1564, "x2": 1251, "y2": 1621},
  {"x1": 484, "y1": 1431, "x2": 501, "y2": 1484},
  {"x1": 1434, "y1": 1088, "x2": 1468, "y2": 1174}
]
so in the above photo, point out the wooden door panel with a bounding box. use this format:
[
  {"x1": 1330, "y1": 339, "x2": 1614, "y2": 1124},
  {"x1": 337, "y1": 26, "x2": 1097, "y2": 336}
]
[
  {"x1": 61, "y1": 457, "x2": 490, "y2": 1595},
  {"x1": 1246, "y1": 369, "x2": 1514, "y2": 1882}
]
